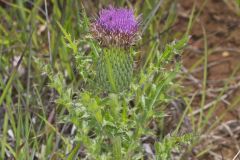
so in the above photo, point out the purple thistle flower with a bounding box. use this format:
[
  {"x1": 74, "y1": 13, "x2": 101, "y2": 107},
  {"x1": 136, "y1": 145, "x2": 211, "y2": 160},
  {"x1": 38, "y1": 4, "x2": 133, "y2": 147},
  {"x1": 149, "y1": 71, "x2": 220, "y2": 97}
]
[{"x1": 91, "y1": 6, "x2": 140, "y2": 47}]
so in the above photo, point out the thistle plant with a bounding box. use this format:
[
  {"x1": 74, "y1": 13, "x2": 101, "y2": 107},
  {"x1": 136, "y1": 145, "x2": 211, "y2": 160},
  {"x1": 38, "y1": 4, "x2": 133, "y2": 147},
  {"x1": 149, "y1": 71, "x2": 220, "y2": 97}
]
[
  {"x1": 46, "y1": 5, "x2": 191, "y2": 160},
  {"x1": 91, "y1": 6, "x2": 140, "y2": 93}
]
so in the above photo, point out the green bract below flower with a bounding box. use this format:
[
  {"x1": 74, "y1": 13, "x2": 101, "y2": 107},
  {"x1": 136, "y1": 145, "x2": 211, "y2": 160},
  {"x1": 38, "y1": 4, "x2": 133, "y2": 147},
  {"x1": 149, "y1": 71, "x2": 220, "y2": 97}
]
[
  {"x1": 96, "y1": 48, "x2": 134, "y2": 93},
  {"x1": 91, "y1": 6, "x2": 140, "y2": 47}
]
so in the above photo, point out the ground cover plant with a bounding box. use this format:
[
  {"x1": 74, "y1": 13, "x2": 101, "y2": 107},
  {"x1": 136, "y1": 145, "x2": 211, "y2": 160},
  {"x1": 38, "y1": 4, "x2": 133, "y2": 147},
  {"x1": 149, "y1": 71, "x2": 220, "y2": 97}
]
[{"x1": 0, "y1": 0, "x2": 240, "y2": 160}]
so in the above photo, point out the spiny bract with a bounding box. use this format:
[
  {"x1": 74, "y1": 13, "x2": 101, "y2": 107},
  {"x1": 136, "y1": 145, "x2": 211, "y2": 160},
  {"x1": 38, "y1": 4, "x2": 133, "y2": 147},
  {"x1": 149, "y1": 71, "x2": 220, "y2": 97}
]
[{"x1": 96, "y1": 48, "x2": 133, "y2": 93}]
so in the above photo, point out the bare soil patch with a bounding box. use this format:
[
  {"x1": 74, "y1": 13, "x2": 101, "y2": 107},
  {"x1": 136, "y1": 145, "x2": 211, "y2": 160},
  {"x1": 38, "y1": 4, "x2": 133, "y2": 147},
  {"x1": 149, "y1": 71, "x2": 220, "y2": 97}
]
[{"x1": 176, "y1": 0, "x2": 240, "y2": 159}]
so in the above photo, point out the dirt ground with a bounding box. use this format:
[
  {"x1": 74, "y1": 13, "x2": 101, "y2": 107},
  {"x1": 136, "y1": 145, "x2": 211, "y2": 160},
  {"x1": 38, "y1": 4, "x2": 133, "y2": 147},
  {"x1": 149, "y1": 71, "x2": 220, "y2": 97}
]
[{"x1": 176, "y1": 0, "x2": 240, "y2": 159}]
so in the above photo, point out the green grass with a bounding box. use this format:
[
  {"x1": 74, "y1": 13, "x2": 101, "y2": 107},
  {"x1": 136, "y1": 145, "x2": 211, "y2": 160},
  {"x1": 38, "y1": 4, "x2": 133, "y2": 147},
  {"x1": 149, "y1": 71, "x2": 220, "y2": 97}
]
[{"x1": 0, "y1": 0, "x2": 239, "y2": 159}]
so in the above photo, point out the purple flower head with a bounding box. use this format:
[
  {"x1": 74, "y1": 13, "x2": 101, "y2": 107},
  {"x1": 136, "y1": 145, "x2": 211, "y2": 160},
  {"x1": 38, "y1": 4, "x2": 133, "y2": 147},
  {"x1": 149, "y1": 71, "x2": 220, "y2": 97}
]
[
  {"x1": 98, "y1": 7, "x2": 138, "y2": 35},
  {"x1": 91, "y1": 6, "x2": 140, "y2": 47}
]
